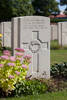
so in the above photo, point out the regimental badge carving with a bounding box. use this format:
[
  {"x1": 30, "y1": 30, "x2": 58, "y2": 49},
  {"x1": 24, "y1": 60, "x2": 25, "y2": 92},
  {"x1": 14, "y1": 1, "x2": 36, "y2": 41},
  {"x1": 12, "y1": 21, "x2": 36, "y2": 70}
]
[{"x1": 29, "y1": 40, "x2": 41, "y2": 53}]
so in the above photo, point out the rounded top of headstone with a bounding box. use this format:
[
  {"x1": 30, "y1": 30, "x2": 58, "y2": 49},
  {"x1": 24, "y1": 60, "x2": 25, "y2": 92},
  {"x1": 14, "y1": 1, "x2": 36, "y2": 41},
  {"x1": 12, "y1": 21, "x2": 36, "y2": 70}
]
[{"x1": 12, "y1": 16, "x2": 50, "y2": 20}]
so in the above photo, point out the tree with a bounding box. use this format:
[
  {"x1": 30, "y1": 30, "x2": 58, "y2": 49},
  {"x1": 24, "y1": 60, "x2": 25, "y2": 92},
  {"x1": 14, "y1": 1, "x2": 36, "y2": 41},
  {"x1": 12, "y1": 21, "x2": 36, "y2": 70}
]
[
  {"x1": 60, "y1": 0, "x2": 67, "y2": 15},
  {"x1": 0, "y1": 0, "x2": 34, "y2": 21},
  {"x1": 60, "y1": 0, "x2": 67, "y2": 5},
  {"x1": 32, "y1": 0, "x2": 60, "y2": 16},
  {"x1": 0, "y1": 0, "x2": 13, "y2": 21},
  {"x1": 11, "y1": 0, "x2": 34, "y2": 17}
]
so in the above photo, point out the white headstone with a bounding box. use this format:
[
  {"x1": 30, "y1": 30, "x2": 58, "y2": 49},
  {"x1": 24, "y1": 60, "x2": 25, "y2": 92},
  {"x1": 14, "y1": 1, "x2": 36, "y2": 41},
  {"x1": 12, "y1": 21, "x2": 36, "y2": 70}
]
[
  {"x1": 58, "y1": 22, "x2": 67, "y2": 46},
  {"x1": 12, "y1": 16, "x2": 50, "y2": 79},
  {"x1": 1, "y1": 22, "x2": 11, "y2": 47},
  {"x1": 11, "y1": 18, "x2": 19, "y2": 54},
  {"x1": 51, "y1": 24, "x2": 58, "y2": 40}
]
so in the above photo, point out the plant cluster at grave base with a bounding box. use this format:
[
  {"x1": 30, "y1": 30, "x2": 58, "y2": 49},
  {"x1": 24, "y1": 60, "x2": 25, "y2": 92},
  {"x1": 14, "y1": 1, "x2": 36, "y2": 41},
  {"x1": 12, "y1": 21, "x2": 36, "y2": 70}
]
[
  {"x1": 0, "y1": 48, "x2": 31, "y2": 96},
  {"x1": 47, "y1": 79, "x2": 67, "y2": 92},
  {"x1": 51, "y1": 62, "x2": 67, "y2": 79},
  {"x1": 11, "y1": 79, "x2": 48, "y2": 97},
  {"x1": 1, "y1": 78, "x2": 67, "y2": 98}
]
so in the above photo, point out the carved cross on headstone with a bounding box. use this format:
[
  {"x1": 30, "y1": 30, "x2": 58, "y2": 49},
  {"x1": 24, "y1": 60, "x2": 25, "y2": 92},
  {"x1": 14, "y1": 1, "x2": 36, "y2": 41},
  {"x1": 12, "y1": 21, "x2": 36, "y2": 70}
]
[{"x1": 22, "y1": 31, "x2": 48, "y2": 73}]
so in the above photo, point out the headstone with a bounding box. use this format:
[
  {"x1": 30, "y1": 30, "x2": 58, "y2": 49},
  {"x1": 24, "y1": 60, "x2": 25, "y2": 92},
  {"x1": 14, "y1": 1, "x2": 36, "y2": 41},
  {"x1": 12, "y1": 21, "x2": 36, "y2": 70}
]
[
  {"x1": 0, "y1": 22, "x2": 11, "y2": 47},
  {"x1": 58, "y1": 22, "x2": 67, "y2": 46},
  {"x1": 11, "y1": 18, "x2": 19, "y2": 54},
  {"x1": 12, "y1": 16, "x2": 50, "y2": 79},
  {"x1": 51, "y1": 24, "x2": 58, "y2": 40}
]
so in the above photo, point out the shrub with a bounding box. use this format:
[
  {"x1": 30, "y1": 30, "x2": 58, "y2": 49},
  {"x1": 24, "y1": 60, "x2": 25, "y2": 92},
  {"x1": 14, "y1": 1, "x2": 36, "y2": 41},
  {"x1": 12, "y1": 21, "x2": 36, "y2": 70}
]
[
  {"x1": 51, "y1": 62, "x2": 67, "y2": 79},
  {"x1": 11, "y1": 79, "x2": 48, "y2": 97},
  {"x1": 47, "y1": 79, "x2": 67, "y2": 92},
  {"x1": 0, "y1": 48, "x2": 31, "y2": 95},
  {"x1": 51, "y1": 18, "x2": 67, "y2": 23},
  {"x1": 2, "y1": 47, "x2": 12, "y2": 51},
  {"x1": 12, "y1": 79, "x2": 67, "y2": 97}
]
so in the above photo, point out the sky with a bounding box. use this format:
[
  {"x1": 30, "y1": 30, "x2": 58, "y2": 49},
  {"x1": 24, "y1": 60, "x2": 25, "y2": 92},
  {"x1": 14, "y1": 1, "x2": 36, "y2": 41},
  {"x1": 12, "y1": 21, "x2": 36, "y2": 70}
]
[{"x1": 56, "y1": 0, "x2": 66, "y2": 11}]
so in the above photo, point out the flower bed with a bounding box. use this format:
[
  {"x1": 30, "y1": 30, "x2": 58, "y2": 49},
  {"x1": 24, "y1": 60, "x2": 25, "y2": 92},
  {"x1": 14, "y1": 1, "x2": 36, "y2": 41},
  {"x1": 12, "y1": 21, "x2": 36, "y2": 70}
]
[{"x1": 0, "y1": 48, "x2": 31, "y2": 95}]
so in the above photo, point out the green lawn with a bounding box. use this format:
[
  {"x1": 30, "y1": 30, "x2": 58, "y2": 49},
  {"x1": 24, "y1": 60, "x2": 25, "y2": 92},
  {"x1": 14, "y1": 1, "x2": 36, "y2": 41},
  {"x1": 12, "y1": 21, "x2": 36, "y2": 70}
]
[
  {"x1": 0, "y1": 90, "x2": 67, "y2": 100},
  {"x1": 50, "y1": 40, "x2": 67, "y2": 65},
  {"x1": 51, "y1": 49, "x2": 67, "y2": 65}
]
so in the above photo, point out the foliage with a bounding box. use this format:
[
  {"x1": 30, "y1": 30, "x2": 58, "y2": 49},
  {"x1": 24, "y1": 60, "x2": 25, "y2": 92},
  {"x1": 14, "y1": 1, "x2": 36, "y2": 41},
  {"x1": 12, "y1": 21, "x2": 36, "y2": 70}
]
[
  {"x1": 0, "y1": 47, "x2": 12, "y2": 56},
  {"x1": 0, "y1": 0, "x2": 13, "y2": 21},
  {"x1": 60, "y1": 0, "x2": 67, "y2": 14},
  {"x1": 0, "y1": 0, "x2": 34, "y2": 21},
  {"x1": 47, "y1": 79, "x2": 64, "y2": 92},
  {"x1": 64, "y1": 9, "x2": 67, "y2": 15},
  {"x1": 1, "y1": 78, "x2": 67, "y2": 98},
  {"x1": 50, "y1": 40, "x2": 67, "y2": 50},
  {"x1": 32, "y1": 0, "x2": 59, "y2": 16},
  {"x1": 11, "y1": 0, "x2": 34, "y2": 17},
  {"x1": 51, "y1": 62, "x2": 67, "y2": 78},
  {"x1": 51, "y1": 18, "x2": 67, "y2": 23},
  {"x1": 0, "y1": 48, "x2": 31, "y2": 95},
  {"x1": 2, "y1": 47, "x2": 12, "y2": 52},
  {"x1": 60, "y1": 0, "x2": 67, "y2": 6},
  {"x1": 50, "y1": 40, "x2": 61, "y2": 50},
  {"x1": 62, "y1": 46, "x2": 67, "y2": 50},
  {"x1": 11, "y1": 79, "x2": 48, "y2": 97}
]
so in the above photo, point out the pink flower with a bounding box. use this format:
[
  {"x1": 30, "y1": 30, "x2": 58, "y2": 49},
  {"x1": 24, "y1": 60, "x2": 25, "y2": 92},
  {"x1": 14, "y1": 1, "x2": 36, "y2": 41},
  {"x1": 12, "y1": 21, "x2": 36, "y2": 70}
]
[
  {"x1": 8, "y1": 75, "x2": 14, "y2": 79},
  {"x1": 0, "y1": 64, "x2": 3, "y2": 68},
  {"x1": 23, "y1": 55, "x2": 32, "y2": 59},
  {"x1": 7, "y1": 63, "x2": 15, "y2": 67},
  {"x1": 27, "y1": 60, "x2": 31, "y2": 64},
  {"x1": 16, "y1": 52, "x2": 24, "y2": 56},
  {"x1": 15, "y1": 71, "x2": 20, "y2": 75},
  {"x1": 16, "y1": 57, "x2": 22, "y2": 61},
  {"x1": 22, "y1": 64, "x2": 27, "y2": 69},
  {"x1": 1, "y1": 55, "x2": 9, "y2": 60},
  {"x1": 3, "y1": 50, "x2": 11, "y2": 56},
  {"x1": 10, "y1": 56, "x2": 16, "y2": 62},
  {"x1": 15, "y1": 48, "x2": 25, "y2": 52}
]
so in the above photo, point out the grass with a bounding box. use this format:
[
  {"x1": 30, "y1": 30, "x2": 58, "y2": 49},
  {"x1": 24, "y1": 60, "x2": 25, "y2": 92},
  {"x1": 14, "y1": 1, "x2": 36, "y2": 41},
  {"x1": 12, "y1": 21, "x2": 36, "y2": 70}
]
[
  {"x1": 50, "y1": 40, "x2": 67, "y2": 65},
  {"x1": 51, "y1": 49, "x2": 67, "y2": 65},
  {"x1": 51, "y1": 40, "x2": 58, "y2": 46},
  {"x1": 0, "y1": 90, "x2": 67, "y2": 100},
  {"x1": 50, "y1": 40, "x2": 61, "y2": 50}
]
